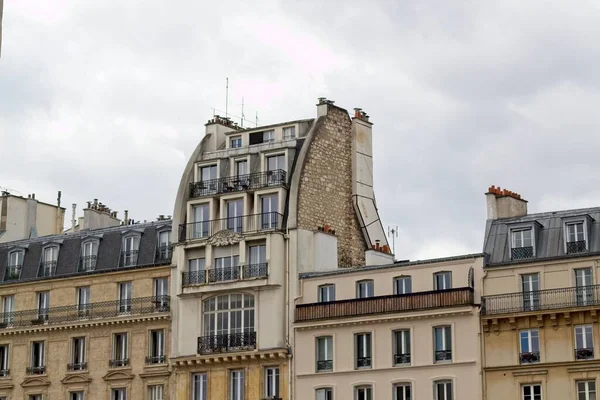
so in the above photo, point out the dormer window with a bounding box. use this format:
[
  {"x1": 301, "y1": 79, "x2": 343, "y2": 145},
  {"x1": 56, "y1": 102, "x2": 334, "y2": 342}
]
[
  {"x1": 39, "y1": 246, "x2": 58, "y2": 277},
  {"x1": 283, "y1": 126, "x2": 295, "y2": 139},
  {"x1": 156, "y1": 230, "x2": 172, "y2": 262},
  {"x1": 121, "y1": 235, "x2": 140, "y2": 267},
  {"x1": 566, "y1": 221, "x2": 587, "y2": 254},
  {"x1": 511, "y1": 228, "x2": 534, "y2": 260},
  {"x1": 263, "y1": 130, "x2": 274, "y2": 143},
  {"x1": 80, "y1": 240, "x2": 99, "y2": 272},
  {"x1": 230, "y1": 136, "x2": 242, "y2": 148},
  {"x1": 6, "y1": 250, "x2": 24, "y2": 280}
]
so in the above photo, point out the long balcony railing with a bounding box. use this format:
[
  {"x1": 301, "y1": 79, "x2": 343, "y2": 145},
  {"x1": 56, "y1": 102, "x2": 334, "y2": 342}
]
[
  {"x1": 182, "y1": 263, "x2": 268, "y2": 287},
  {"x1": 179, "y1": 213, "x2": 284, "y2": 242},
  {"x1": 189, "y1": 170, "x2": 287, "y2": 198},
  {"x1": 67, "y1": 362, "x2": 87, "y2": 371},
  {"x1": 78, "y1": 255, "x2": 97, "y2": 272},
  {"x1": 0, "y1": 295, "x2": 169, "y2": 329},
  {"x1": 38, "y1": 260, "x2": 57, "y2": 277},
  {"x1": 26, "y1": 366, "x2": 45, "y2": 375},
  {"x1": 481, "y1": 284, "x2": 600, "y2": 315},
  {"x1": 4, "y1": 265, "x2": 21, "y2": 281},
  {"x1": 295, "y1": 287, "x2": 474, "y2": 322},
  {"x1": 197, "y1": 331, "x2": 257, "y2": 354}
]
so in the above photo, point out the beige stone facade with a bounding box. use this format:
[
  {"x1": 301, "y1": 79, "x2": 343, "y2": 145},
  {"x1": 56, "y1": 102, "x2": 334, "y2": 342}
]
[{"x1": 0, "y1": 192, "x2": 65, "y2": 243}]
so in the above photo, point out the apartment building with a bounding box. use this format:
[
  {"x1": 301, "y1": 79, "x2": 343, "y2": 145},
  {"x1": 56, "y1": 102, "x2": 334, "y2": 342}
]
[
  {"x1": 481, "y1": 187, "x2": 600, "y2": 400},
  {"x1": 294, "y1": 254, "x2": 483, "y2": 400},
  {"x1": 170, "y1": 98, "x2": 390, "y2": 399},
  {"x1": 0, "y1": 219, "x2": 172, "y2": 400}
]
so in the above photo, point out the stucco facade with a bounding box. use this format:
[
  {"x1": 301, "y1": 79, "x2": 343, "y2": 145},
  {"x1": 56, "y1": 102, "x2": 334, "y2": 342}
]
[{"x1": 0, "y1": 192, "x2": 65, "y2": 243}]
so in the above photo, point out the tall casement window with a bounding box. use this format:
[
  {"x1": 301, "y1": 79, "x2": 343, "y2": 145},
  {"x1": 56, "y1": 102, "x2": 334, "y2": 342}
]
[
  {"x1": 318, "y1": 284, "x2": 335, "y2": 302},
  {"x1": 77, "y1": 286, "x2": 90, "y2": 316},
  {"x1": 355, "y1": 333, "x2": 372, "y2": 369},
  {"x1": 199, "y1": 164, "x2": 218, "y2": 184},
  {"x1": 147, "y1": 329, "x2": 165, "y2": 364},
  {"x1": 192, "y1": 204, "x2": 210, "y2": 239},
  {"x1": 394, "y1": 383, "x2": 411, "y2": 400},
  {"x1": 188, "y1": 258, "x2": 206, "y2": 284},
  {"x1": 40, "y1": 246, "x2": 58, "y2": 277},
  {"x1": 118, "y1": 282, "x2": 132, "y2": 313},
  {"x1": 247, "y1": 245, "x2": 266, "y2": 279},
  {"x1": 260, "y1": 194, "x2": 279, "y2": 229},
  {"x1": 511, "y1": 228, "x2": 533, "y2": 259},
  {"x1": 394, "y1": 276, "x2": 412, "y2": 295},
  {"x1": 6, "y1": 250, "x2": 23, "y2": 280},
  {"x1": 356, "y1": 280, "x2": 374, "y2": 299},
  {"x1": 226, "y1": 199, "x2": 244, "y2": 233},
  {"x1": 2, "y1": 295, "x2": 13, "y2": 325},
  {"x1": 433, "y1": 326, "x2": 452, "y2": 362},
  {"x1": 0, "y1": 345, "x2": 9, "y2": 376},
  {"x1": 393, "y1": 329, "x2": 411, "y2": 365},
  {"x1": 201, "y1": 294, "x2": 255, "y2": 352},
  {"x1": 575, "y1": 268, "x2": 594, "y2": 305},
  {"x1": 29, "y1": 395, "x2": 42, "y2": 400},
  {"x1": 354, "y1": 385, "x2": 373, "y2": 400},
  {"x1": 264, "y1": 367, "x2": 280, "y2": 399},
  {"x1": 70, "y1": 392, "x2": 84, "y2": 400},
  {"x1": 520, "y1": 329, "x2": 540, "y2": 364},
  {"x1": 434, "y1": 271, "x2": 452, "y2": 290},
  {"x1": 230, "y1": 369, "x2": 244, "y2": 400},
  {"x1": 70, "y1": 337, "x2": 86, "y2": 370},
  {"x1": 111, "y1": 388, "x2": 127, "y2": 400},
  {"x1": 112, "y1": 333, "x2": 128, "y2": 367},
  {"x1": 213, "y1": 255, "x2": 240, "y2": 282},
  {"x1": 566, "y1": 221, "x2": 587, "y2": 253},
  {"x1": 29, "y1": 341, "x2": 45, "y2": 374},
  {"x1": 316, "y1": 336, "x2": 333, "y2": 372},
  {"x1": 156, "y1": 230, "x2": 171, "y2": 261},
  {"x1": 316, "y1": 388, "x2": 333, "y2": 400},
  {"x1": 153, "y1": 277, "x2": 169, "y2": 309},
  {"x1": 148, "y1": 385, "x2": 164, "y2": 400},
  {"x1": 522, "y1": 384, "x2": 541, "y2": 400},
  {"x1": 434, "y1": 380, "x2": 453, "y2": 400},
  {"x1": 575, "y1": 325, "x2": 594, "y2": 360},
  {"x1": 230, "y1": 136, "x2": 242, "y2": 148},
  {"x1": 235, "y1": 159, "x2": 248, "y2": 177},
  {"x1": 266, "y1": 154, "x2": 286, "y2": 185},
  {"x1": 577, "y1": 381, "x2": 596, "y2": 400},
  {"x1": 521, "y1": 273, "x2": 540, "y2": 311},
  {"x1": 80, "y1": 240, "x2": 98, "y2": 271},
  {"x1": 263, "y1": 130, "x2": 275, "y2": 142},
  {"x1": 283, "y1": 126, "x2": 296, "y2": 139},
  {"x1": 121, "y1": 236, "x2": 139, "y2": 267},
  {"x1": 36, "y1": 291, "x2": 49, "y2": 321},
  {"x1": 192, "y1": 373, "x2": 208, "y2": 400}
]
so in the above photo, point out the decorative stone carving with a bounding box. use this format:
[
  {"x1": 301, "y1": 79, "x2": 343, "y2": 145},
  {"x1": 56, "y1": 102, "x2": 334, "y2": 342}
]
[
  {"x1": 21, "y1": 376, "x2": 50, "y2": 387},
  {"x1": 206, "y1": 230, "x2": 243, "y2": 247},
  {"x1": 102, "y1": 370, "x2": 135, "y2": 382},
  {"x1": 61, "y1": 373, "x2": 92, "y2": 385}
]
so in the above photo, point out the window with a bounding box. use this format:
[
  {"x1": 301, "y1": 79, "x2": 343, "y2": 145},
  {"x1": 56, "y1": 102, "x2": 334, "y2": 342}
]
[
  {"x1": 522, "y1": 384, "x2": 541, "y2": 400},
  {"x1": 394, "y1": 276, "x2": 412, "y2": 295},
  {"x1": 575, "y1": 268, "x2": 594, "y2": 305},
  {"x1": 318, "y1": 285, "x2": 335, "y2": 302},
  {"x1": 111, "y1": 388, "x2": 126, "y2": 400},
  {"x1": 230, "y1": 369, "x2": 244, "y2": 400},
  {"x1": 316, "y1": 336, "x2": 333, "y2": 372},
  {"x1": 356, "y1": 280, "x2": 374, "y2": 299},
  {"x1": 520, "y1": 329, "x2": 540, "y2": 364},
  {"x1": 40, "y1": 246, "x2": 58, "y2": 277},
  {"x1": 29, "y1": 396, "x2": 42, "y2": 400},
  {"x1": 578, "y1": 381, "x2": 596, "y2": 400},
  {"x1": 112, "y1": 333, "x2": 128, "y2": 367},
  {"x1": 261, "y1": 194, "x2": 279, "y2": 229},
  {"x1": 157, "y1": 230, "x2": 171, "y2": 261},
  {"x1": 521, "y1": 273, "x2": 540, "y2": 311},
  {"x1": 434, "y1": 326, "x2": 452, "y2": 362},
  {"x1": 355, "y1": 385, "x2": 372, "y2": 400},
  {"x1": 122, "y1": 236, "x2": 139, "y2": 266},
  {"x1": 394, "y1": 383, "x2": 411, "y2": 400},
  {"x1": 230, "y1": 136, "x2": 242, "y2": 148},
  {"x1": 77, "y1": 286, "x2": 90, "y2": 316},
  {"x1": 266, "y1": 154, "x2": 286, "y2": 185},
  {"x1": 434, "y1": 380, "x2": 453, "y2": 400},
  {"x1": 6, "y1": 250, "x2": 23, "y2": 279},
  {"x1": 148, "y1": 329, "x2": 165, "y2": 364},
  {"x1": 154, "y1": 278, "x2": 169, "y2": 309},
  {"x1": 148, "y1": 385, "x2": 164, "y2": 400},
  {"x1": 2, "y1": 295, "x2": 13, "y2": 325},
  {"x1": 316, "y1": 388, "x2": 333, "y2": 400},
  {"x1": 575, "y1": 325, "x2": 594, "y2": 360},
  {"x1": 567, "y1": 222, "x2": 586, "y2": 248},
  {"x1": 213, "y1": 256, "x2": 240, "y2": 282},
  {"x1": 70, "y1": 392, "x2": 84, "y2": 400},
  {"x1": 0, "y1": 345, "x2": 9, "y2": 376},
  {"x1": 37, "y1": 291, "x2": 49, "y2": 321},
  {"x1": 200, "y1": 164, "x2": 218, "y2": 182},
  {"x1": 263, "y1": 130, "x2": 274, "y2": 142},
  {"x1": 511, "y1": 228, "x2": 533, "y2": 259},
  {"x1": 226, "y1": 199, "x2": 243, "y2": 233},
  {"x1": 235, "y1": 160, "x2": 248, "y2": 178},
  {"x1": 264, "y1": 367, "x2": 279, "y2": 398},
  {"x1": 70, "y1": 337, "x2": 86, "y2": 370},
  {"x1": 247, "y1": 245, "x2": 266, "y2": 278},
  {"x1": 30, "y1": 341, "x2": 45, "y2": 373},
  {"x1": 192, "y1": 204, "x2": 211, "y2": 238},
  {"x1": 283, "y1": 126, "x2": 296, "y2": 139},
  {"x1": 80, "y1": 240, "x2": 98, "y2": 271},
  {"x1": 355, "y1": 333, "x2": 372, "y2": 368},
  {"x1": 192, "y1": 373, "x2": 208, "y2": 400},
  {"x1": 118, "y1": 282, "x2": 132, "y2": 313},
  {"x1": 201, "y1": 294, "x2": 255, "y2": 352},
  {"x1": 188, "y1": 258, "x2": 206, "y2": 284},
  {"x1": 434, "y1": 272, "x2": 452, "y2": 290},
  {"x1": 393, "y1": 329, "x2": 411, "y2": 365}
]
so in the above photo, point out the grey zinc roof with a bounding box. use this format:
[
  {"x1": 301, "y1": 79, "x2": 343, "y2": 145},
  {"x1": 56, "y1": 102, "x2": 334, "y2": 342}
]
[{"x1": 484, "y1": 206, "x2": 600, "y2": 266}]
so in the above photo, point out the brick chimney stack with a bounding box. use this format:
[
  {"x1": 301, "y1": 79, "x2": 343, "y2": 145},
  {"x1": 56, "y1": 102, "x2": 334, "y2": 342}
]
[{"x1": 485, "y1": 185, "x2": 528, "y2": 220}]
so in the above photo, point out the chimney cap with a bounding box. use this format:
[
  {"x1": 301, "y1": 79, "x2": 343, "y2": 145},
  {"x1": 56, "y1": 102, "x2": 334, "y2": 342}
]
[{"x1": 486, "y1": 185, "x2": 526, "y2": 201}]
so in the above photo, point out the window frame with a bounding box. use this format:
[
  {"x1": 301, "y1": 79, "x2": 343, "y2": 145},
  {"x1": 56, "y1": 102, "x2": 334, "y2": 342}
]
[
  {"x1": 354, "y1": 332, "x2": 372, "y2": 369},
  {"x1": 316, "y1": 336, "x2": 333, "y2": 372},
  {"x1": 111, "y1": 388, "x2": 127, "y2": 400},
  {"x1": 575, "y1": 325, "x2": 594, "y2": 360},
  {"x1": 394, "y1": 276, "x2": 412, "y2": 295},
  {"x1": 148, "y1": 384, "x2": 164, "y2": 400},
  {"x1": 434, "y1": 271, "x2": 452, "y2": 291},
  {"x1": 192, "y1": 372, "x2": 208, "y2": 400},
  {"x1": 315, "y1": 387, "x2": 333, "y2": 400},
  {"x1": 71, "y1": 336, "x2": 86, "y2": 369},
  {"x1": 229, "y1": 369, "x2": 244, "y2": 400},
  {"x1": 393, "y1": 329, "x2": 411, "y2": 365},
  {"x1": 0, "y1": 344, "x2": 9, "y2": 375},
  {"x1": 318, "y1": 284, "x2": 335, "y2": 302},
  {"x1": 112, "y1": 332, "x2": 129, "y2": 365},
  {"x1": 577, "y1": 380, "x2": 596, "y2": 400},
  {"x1": 230, "y1": 136, "x2": 243, "y2": 148},
  {"x1": 356, "y1": 280, "x2": 374, "y2": 299},
  {"x1": 202, "y1": 294, "x2": 255, "y2": 338},
  {"x1": 394, "y1": 382, "x2": 411, "y2": 400},
  {"x1": 148, "y1": 329, "x2": 166, "y2": 364},
  {"x1": 522, "y1": 383, "x2": 542, "y2": 400},
  {"x1": 264, "y1": 366, "x2": 280, "y2": 398},
  {"x1": 434, "y1": 380, "x2": 453, "y2": 400},
  {"x1": 30, "y1": 340, "x2": 45, "y2": 369},
  {"x1": 433, "y1": 325, "x2": 452, "y2": 363},
  {"x1": 354, "y1": 385, "x2": 373, "y2": 400},
  {"x1": 519, "y1": 328, "x2": 540, "y2": 364}
]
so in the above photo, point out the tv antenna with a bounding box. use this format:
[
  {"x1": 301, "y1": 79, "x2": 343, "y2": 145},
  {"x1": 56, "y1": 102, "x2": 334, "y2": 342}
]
[
  {"x1": 225, "y1": 77, "x2": 229, "y2": 119},
  {"x1": 387, "y1": 226, "x2": 399, "y2": 255}
]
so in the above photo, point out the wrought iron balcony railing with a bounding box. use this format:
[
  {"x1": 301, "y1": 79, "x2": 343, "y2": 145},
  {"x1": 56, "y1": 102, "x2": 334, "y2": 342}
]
[
  {"x1": 179, "y1": 213, "x2": 284, "y2": 242},
  {"x1": 145, "y1": 355, "x2": 166, "y2": 364},
  {"x1": 189, "y1": 170, "x2": 287, "y2": 198},
  {"x1": 356, "y1": 356, "x2": 371, "y2": 368},
  {"x1": 67, "y1": 362, "x2": 87, "y2": 371},
  {"x1": 182, "y1": 263, "x2": 268, "y2": 287},
  {"x1": 38, "y1": 260, "x2": 57, "y2": 277},
  {"x1": 316, "y1": 360, "x2": 333, "y2": 371},
  {"x1": 481, "y1": 284, "x2": 600, "y2": 315},
  {"x1": 511, "y1": 246, "x2": 534, "y2": 260},
  {"x1": 434, "y1": 350, "x2": 452, "y2": 362},
  {"x1": 394, "y1": 353, "x2": 411, "y2": 365},
  {"x1": 4, "y1": 265, "x2": 21, "y2": 281},
  {"x1": 0, "y1": 295, "x2": 169, "y2": 329},
  {"x1": 520, "y1": 351, "x2": 540, "y2": 364},
  {"x1": 155, "y1": 245, "x2": 172, "y2": 263},
  {"x1": 120, "y1": 250, "x2": 139, "y2": 267},
  {"x1": 567, "y1": 240, "x2": 587, "y2": 254},
  {"x1": 78, "y1": 255, "x2": 97, "y2": 272},
  {"x1": 575, "y1": 347, "x2": 594, "y2": 360},
  {"x1": 109, "y1": 359, "x2": 129, "y2": 368},
  {"x1": 296, "y1": 287, "x2": 474, "y2": 322},
  {"x1": 26, "y1": 366, "x2": 45, "y2": 375},
  {"x1": 197, "y1": 331, "x2": 256, "y2": 354}
]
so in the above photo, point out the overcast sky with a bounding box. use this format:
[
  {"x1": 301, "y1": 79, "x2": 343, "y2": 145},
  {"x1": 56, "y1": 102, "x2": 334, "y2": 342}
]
[{"x1": 2, "y1": 0, "x2": 600, "y2": 260}]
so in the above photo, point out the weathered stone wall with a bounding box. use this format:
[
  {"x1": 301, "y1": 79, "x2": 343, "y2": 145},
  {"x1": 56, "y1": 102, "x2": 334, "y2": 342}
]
[{"x1": 297, "y1": 105, "x2": 367, "y2": 267}]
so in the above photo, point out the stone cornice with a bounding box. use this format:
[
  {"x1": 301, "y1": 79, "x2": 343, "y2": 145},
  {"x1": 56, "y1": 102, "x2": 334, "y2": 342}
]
[
  {"x1": 486, "y1": 359, "x2": 600, "y2": 372},
  {"x1": 139, "y1": 367, "x2": 171, "y2": 379},
  {"x1": 171, "y1": 349, "x2": 289, "y2": 368}
]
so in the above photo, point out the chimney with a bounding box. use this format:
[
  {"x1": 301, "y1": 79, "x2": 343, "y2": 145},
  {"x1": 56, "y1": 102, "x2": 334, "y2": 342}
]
[
  {"x1": 486, "y1": 185, "x2": 528, "y2": 220},
  {"x1": 316, "y1": 97, "x2": 333, "y2": 117},
  {"x1": 26, "y1": 194, "x2": 38, "y2": 238},
  {"x1": 124, "y1": 210, "x2": 129, "y2": 225},
  {"x1": 71, "y1": 204, "x2": 77, "y2": 231}
]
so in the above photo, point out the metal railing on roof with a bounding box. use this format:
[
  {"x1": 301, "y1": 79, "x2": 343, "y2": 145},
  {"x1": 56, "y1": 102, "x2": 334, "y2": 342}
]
[{"x1": 189, "y1": 170, "x2": 287, "y2": 199}]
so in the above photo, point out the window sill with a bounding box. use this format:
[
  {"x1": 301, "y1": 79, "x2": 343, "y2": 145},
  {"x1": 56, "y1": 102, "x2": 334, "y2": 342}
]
[
  {"x1": 315, "y1": 369, "x2": 333, "y2": 373},
  {"x1": 393, "y1": 363, "x2": 412, "y2": 368},
  {"x1": 434, "y1": 360, "x2": 453, "y2": 364}
]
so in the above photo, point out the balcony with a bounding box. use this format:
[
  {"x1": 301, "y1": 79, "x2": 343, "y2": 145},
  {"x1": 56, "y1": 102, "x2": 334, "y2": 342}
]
[
  {"x1": 356, "y1": 356, "x2": 371, "y2": 368},
  {"x1": 481, "y1": 285, "x2": 600, "y2": 316},
  {"x1": 120, "y1": 250, "x2": 139, "y2": 267},
  {"x1": 67, "y1": 362, "x2": 87, "y2": 371},
  {"x1": 109, "y1": 359, "x2": 129, "y2": 368},
  {"x1": 38, "y1": 260, "x2": 56, "y2": 277},
  {"x1": 567, "y1": 240, "x2": 587, "y2": 254},
  {"x1": 394, "y1": 353, "x2": 411, "y2": 365},
  {"x1": 78, "y1": 255, "x2": 97, "y2": 272},
  {"x1": 26, "y1": 366, "x2": 45, "y2": 375},
  {"x1": 575, "y1": 347, "x2": 594, "y2": 360},
  {"x1": 182, "y1": 263, "x2": 268, "y2": 287},
  {"x1": 0, "y1": 295, "x2": 169, "y2": 329},
  {"x1": 520, "y1": 351, "x2": 540, "y2": 364},
  {"x1": 511, "y1": 246, "x2": 533, "y2": 260},
  {"x1": 145, "y1": 355, "x2": 166, "y2": 365},
  {"x1": 197, "y1": 332, "x2": 256, "y2": 354},
  {"x1": 316, "y1": 360, "x2": 333, "y2": 372},
  {"x1": 4, "y1": 265, "x2": 21, "y2": 281},
  {"x1": 179, "y1": 213, "x2": 284, "y2": 243},
  {"x1": 434, "y1": 350, "x2": 452, "y2": 362},
  {"x1": 189, "y1": 170, "x2": 287, "y2": 199},
  {"x1": 295, "y1": 287, "x2": 474, "y2": 322},
  {"x1": 155, "y1": 245, "x2": 172, "y2": 263},
  {"x1": 0, "y1": 369, "x2": 8, "y2": 377}
]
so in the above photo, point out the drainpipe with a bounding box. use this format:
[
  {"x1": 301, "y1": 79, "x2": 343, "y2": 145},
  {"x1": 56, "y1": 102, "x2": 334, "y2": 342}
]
[{"x1": 285, "y1": 229, "x2": 291, "y2": 400}]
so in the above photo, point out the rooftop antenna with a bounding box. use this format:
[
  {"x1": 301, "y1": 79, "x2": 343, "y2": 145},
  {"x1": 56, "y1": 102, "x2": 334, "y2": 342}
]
[
  {"x1": 255, "y1": 111, "x2": 259, "y2": 127},
  {"x1": 388, "y1": 226, "x2": 399, "y2": 255},
  {"x1": 225, "y1": 77, "x2": 229, "y2": 119},
  {"x1": 241, "y1": 97, "x2": 245, "y2": 128}
]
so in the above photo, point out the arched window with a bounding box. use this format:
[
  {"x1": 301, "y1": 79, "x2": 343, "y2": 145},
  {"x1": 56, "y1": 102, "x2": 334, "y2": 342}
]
[{"x1": 200, "y1": 294, "x2": 256, "y2": 353}]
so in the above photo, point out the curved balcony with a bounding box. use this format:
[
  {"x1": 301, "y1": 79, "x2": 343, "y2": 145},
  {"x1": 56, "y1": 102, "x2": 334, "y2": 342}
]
[
  {"x1": 197, "y1": 331, "x2": 256, "y2": 354},
  {"x1": 189, "y1": 170, "x2": 287, "y2": 199},
  {"x1": 179, "y1": 213, "x2": 284, "y2": 243}
]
